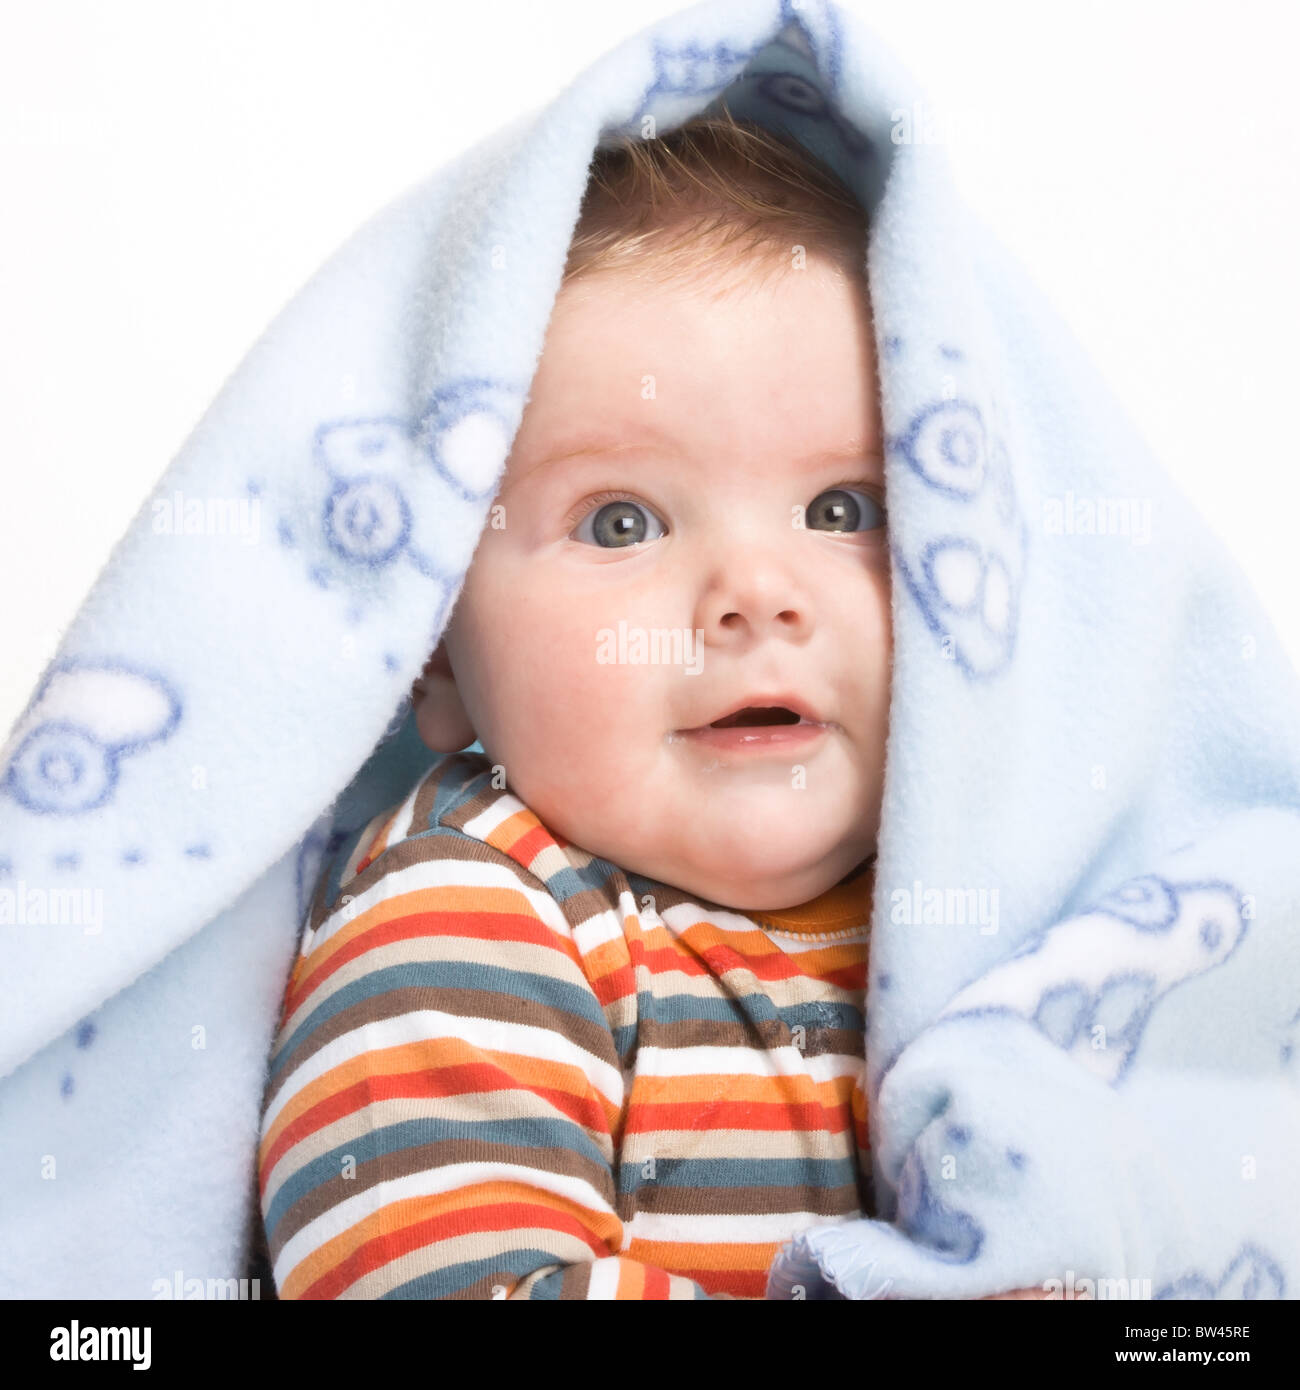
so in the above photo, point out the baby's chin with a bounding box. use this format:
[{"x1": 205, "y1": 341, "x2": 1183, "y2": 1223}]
[
  {"x1": 517, "y1": 748, "x2": 876, "y2": 907},
  {"x1": 624, "y1": 817, "x2": 869, "y2": 912},
  {"x1": 652, "y1": 852, "x2": 860, "y2": 914}
]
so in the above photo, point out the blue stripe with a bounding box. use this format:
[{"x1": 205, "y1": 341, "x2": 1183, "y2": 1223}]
[
  {"x1": 267, "y1": 959, "x2": 611, "y2": 1087},
  {"x1": 636, "y1": 988, "x2": 864, "y2": 1031},
  {"x1": 427, "y1": 753, "x2": 493, "y2": 828},
  {"x1": 384, "y1": 1247, "x2": 565, "y2": 1299},
  {"x1": 614, "y1": 1154, "x2": 859, "y2": 1195},
  {"x1": 266, "y1": 1113, "x2": 610, "y2": 1238}
]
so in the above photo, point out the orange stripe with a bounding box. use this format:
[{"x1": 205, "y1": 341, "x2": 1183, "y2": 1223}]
[
  {"x1": 625, "y1": 1237, "x2": 775, "y2": 1275},
  {"x1": 690, "y1": 1267, "x2": 767, "y2": 1298},
  {"x1": 582, "y1": 943, "x2": 638, "y2": 1005},
  {"x1": 482, "y1": 807, "x2": 548, "y2": 859},
  {"x1": 620, "y1": 1070, "x2": 859, "y2": 1107},
  {"x1": 509, "y1": 822, "x2": 553, "y2": 869},
  {"x1": 616, "y1": 1259, "x2": 646, "y2": 1300},
  {"x1": 625, "y1": 1097, "x2": 859, "y2": 1136},
  {"x1": 630, "y1": 931, "x2": 868, "y2": 983},
  {"x1": 283, "y1": 890, "x2": 584, "y2": 1019},
  {"x1": 352, "y1": 808, "x2": 402, "y2": 876},
  {"x1": 262, "y1": 1039, "x2": 614, "y2": 1167},
  {"x1": 288, "y1": 1189, "x2": 618, "y2": 1300},
  {"x1": 261, "y1": 1055, "x2": 612, "y2": 1190}
]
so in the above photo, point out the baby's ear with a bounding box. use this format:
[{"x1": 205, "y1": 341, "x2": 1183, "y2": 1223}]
[
  {"x1": 410, "y1": 646, "x2": 444, "y2": 703},
  {"x1": 411, "y1": 639, "x2": 476, "y2": 752}
]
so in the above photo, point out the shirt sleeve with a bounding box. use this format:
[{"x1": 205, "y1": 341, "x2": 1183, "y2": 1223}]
[{"x1": 257, "y1": 832, "x2": 735, "y2": 1299}]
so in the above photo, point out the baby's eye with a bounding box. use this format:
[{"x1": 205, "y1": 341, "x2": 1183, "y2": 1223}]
[
  {"x1": 805, "y1": 486, "x2": 886, "y2": 533},
  {"x1": 571, "y1": 496, "x2": 667, "y2": 548}
]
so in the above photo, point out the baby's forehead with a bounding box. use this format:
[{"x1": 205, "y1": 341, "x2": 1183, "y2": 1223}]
[
  {"x1": 501, "y1": 431, "x2": 884, "y2": 500},
  {"x1": 506, "y1": 277, "x2": 881, "y2": 488}
]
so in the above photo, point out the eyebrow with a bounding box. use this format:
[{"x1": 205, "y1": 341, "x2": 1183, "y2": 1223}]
[
  {"x1": 501, "y1": 432, "x2": 678, "y2": 492},
  {"x1": 505, "y1": 432, "x2": 882, "y2": 490}
]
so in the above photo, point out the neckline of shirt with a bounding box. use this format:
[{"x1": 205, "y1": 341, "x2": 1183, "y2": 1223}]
[{"x1": 748, "y1": 858, "x2": 876, "y2": 936}]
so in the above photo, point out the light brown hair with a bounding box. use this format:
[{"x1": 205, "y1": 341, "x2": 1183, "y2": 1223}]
[{"x1": 562, "y1": 105, "x2": 869, "y2": 296}]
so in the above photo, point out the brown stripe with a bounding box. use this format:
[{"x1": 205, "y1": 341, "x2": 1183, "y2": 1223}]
[
  {"x1": 304, "y1": 753, "x2": 498, "y2": 934},
  {"x1": 307, "y1": 834, "x2": 353, "y2": 935},
  {"x1": 459, "y1": 1268, "x2": 522, "y2": 1300},
  {"x1": 267, "y1": 978, "x2": 620, "y2": 1115},
  {"x1": 306, "y1": 812, "x2": 391, "y2": 936},
  {"x1": 558, "y1": 1261, "x2": 593, "y2": 1299},
  {"x1": 408, "y1": 755, "x2": 650, "y2": 944},
  {"x1": 309, "y1": 752, "x2": 652, "y2": 950},
  {"x1": 628, "y1": 1181, "x2": 863, "y2": 1218},
  {"x1": 273, "y1": 1134, "x2": 617, "y2": 1253},
  {"x1": 437, "y1": 753, "x2": 507, "y2": 835},
  {"x1": 406, "y1": 754, "x2": 456, "y2": 837},
  {"x1": 450, "y1": 797, "x2": 636, "y2": 944},
  {"x1": 631, "y1": 1015, "x2": 864, "y2": 1057},
  {"x1": 624, "y1": 872, "x2": 727, "y2": 918},
  {"x1": 314, "y1": 818, "x2": 556, "y2": 925}
]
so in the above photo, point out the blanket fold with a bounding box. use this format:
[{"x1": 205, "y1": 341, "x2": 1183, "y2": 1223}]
[{"x1": 3, "y1": 0, "x2": 1298, "y2": 1299}]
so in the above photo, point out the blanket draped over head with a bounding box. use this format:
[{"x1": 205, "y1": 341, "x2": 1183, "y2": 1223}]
[{"x1": 3, "y1": 0, "x2": 1299, "y2": 1299}]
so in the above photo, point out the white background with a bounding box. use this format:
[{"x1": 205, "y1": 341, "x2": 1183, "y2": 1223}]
[{"x1": 2, "y1": 0, "x2": 1298, "y2": 735}]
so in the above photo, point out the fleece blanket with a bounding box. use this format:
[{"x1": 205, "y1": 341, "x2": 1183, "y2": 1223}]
[{"x1": 3, "y1": 0, "x2": 1300, "y2": 1301}]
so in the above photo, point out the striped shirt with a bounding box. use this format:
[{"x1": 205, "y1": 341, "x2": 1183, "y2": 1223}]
[{"x1": 258, "y1": 750, "x2": 874, "y2": 1299}]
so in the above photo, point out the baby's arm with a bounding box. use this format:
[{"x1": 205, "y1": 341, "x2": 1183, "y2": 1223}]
[{"x1": 257, "y1": 840, "x2": 730, "y2": 1299}]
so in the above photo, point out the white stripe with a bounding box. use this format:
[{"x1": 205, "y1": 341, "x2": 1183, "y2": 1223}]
[
  {"x1": 278, "y1": 925, "x2": 586, "y2": 1044},
  {"x1": 262, "y1": 1084, "x2": 615, "y2": 1205},
  {"x1": 262, "y1": 1007, "x2": 623, "y2": 1134},
  {"x1": 661, "y1": 902, "x2": 868, "y2": 941},
  {"x1": 392, "y1": 774, "x2": 431, "y2": 842},
  {"x1": 764, "y1": 930, "x2": 869, "y2": 954},
  {"x1": 585, "y1": 1258, "x2": 622, "y2": 1300},
  {"x1": 573, "y1": 904, "x2": 628, "y2": 954},
  {"x1": 657, "y1": 903, "x2": 780, "y2": 935},
  {"x1": 621, "y1": 960, "x2": 852, "y2": 1007},
  {"x1": 607, "y1": 890, "x2": 868, "y2": 953},
  {"x1": 631, "y1": 1044, "x2": 863, "y2": 1083},
  {"x1": 460, "y1": 790, "x2": 529, "y2": 841},
  {"x1": 624, "y1": 1209, "x2": 860, "y2": 1245},
  {"x1": 275, "y1": 1160, "x2": 615, "y2": 1293},
  {"x1": 524, "y1": 843, "x2": 572, "y2": 881},
  {"x1": 339, "y1": 808, "x2": 393, "y2": 887},
  {"x1": 309, "y1": 852, "x2": 573, "y2": 951}
]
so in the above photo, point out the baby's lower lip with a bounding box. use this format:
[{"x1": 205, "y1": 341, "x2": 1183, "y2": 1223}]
[{"x1": 674, "y1": 720, "x2": 832, "y2": 753}]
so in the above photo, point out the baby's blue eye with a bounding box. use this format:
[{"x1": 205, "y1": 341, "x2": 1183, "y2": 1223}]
[
  {"x1": 806, "y1": 487, "x2": 885, "y2": 533},
  {"x1": 574, "y1": 498, "x2": 667, "y2": 548}
]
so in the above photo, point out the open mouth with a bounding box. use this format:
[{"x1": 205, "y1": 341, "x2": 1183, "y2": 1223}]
[
  {"x1": 672, "y1": 698, "x2": 830, "y2": 755},
  {"x1": 708, "y1": 706, "x2": 803, "y2": 728},
  {"x1": 673, "y1": 694, "x2": 829, "y2": 750}
]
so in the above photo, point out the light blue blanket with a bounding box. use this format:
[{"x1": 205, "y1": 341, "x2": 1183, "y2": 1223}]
[{"x1": 3, "y1": 0, "x2": 1299, "y2": 1300}]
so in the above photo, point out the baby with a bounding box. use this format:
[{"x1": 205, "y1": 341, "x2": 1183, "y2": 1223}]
[
  {"x1": 257, "y1": 110, "x2": 1046, "y2": 1300},
  {"x1": 412, "y1": 115, "x2": 890, "y2": 915}
]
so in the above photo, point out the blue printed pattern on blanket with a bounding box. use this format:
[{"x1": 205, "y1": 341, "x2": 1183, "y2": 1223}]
[
  {"x1": 1156, "y1": 1243, "x2": 1286, "y2": 1300},
  {"x1": 2, "y1": 660, "x2": 182, "y2": 816},
  {"x1": 936, "y1": 876, "x2": 1249, "y2": 1084}
]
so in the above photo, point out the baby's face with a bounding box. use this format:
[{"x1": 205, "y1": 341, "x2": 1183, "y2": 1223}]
[{"x1": 439, "y1": 252, "x2": 891, "y2": 910}]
